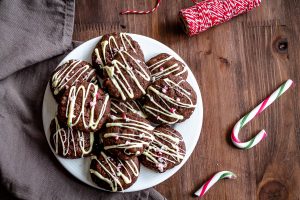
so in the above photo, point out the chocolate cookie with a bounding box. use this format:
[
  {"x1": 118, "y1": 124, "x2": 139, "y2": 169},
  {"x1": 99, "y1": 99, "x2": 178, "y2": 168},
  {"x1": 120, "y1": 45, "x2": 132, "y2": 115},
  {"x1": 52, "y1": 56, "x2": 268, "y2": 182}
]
[
  {"x1": 101, "y1": 113, "x2": 154, "y2": 160},
  {"x1": 146, "y1": 53, "x2": 188, "y2": 81},
  {"x1": 90, "y1": 151, "x2": 140, "y2": 191},
  {"x1": 102, "y1": 50, "x2": 151, "y2": 101},
  {"x1": 110, "y1": 98, "x2": 147, "y2": 118},
  {"x1": 57, "y1": 81, "x2": 111, "y2": 132},
  {"x1": 92, "y1": 32, "x2": 144, "y2": 76},
  {"x1": 49, "y1": 117, "x2": 94, "y2": 158},
  {"x1": 50, "y1": 60, "x2": 97, "y2": 102},
  {"x1": 139, "y1": 125, "x2": 186, "y2": 173},
  {"x1": 143, "y1": 75, "x2": 197, "y2": 124}
]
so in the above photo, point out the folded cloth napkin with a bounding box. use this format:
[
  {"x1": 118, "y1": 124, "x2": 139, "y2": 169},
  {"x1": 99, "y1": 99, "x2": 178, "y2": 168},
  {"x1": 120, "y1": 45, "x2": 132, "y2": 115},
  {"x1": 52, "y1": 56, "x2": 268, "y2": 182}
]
[{"x1": 0, "y1": 0, "x2": 165, "y2": 199}]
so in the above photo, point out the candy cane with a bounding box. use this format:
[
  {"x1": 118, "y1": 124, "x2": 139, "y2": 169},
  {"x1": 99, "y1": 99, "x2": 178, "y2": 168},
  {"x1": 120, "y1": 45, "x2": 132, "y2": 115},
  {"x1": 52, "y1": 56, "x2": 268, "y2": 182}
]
[
  {"x1": 231, "y1": 79, "x2": 294, "y2": 149},
  {"x1": 120, "y1": 0, "x2": 161, "y2": 15},
  {"x1": 194, "y1": 171, "x2": 236, "y2": 197}
]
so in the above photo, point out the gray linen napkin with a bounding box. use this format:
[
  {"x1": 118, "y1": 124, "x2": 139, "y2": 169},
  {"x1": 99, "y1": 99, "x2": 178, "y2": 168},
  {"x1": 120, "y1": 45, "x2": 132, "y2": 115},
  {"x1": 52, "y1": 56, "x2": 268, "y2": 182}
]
[{"x1": 0, "y1": 0, "x2": 165, "y2": 199}]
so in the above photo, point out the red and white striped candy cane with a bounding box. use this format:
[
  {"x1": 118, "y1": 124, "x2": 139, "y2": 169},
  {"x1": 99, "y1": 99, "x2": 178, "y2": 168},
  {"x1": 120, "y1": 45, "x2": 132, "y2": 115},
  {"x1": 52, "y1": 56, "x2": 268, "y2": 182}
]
[
  {"x1": 194, "y1": 171, "x2": 236, "y2": 198},
  {"x1": 231, "y1": 79, "x2": 294, "y2": 149},
  {"x1": 120, "y1": 0, "x2": 161, "y2": 15}
]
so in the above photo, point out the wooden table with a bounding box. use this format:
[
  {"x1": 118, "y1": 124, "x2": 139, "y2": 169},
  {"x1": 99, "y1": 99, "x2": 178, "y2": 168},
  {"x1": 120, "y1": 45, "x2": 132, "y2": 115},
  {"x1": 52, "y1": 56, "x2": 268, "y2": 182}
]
[{"x1": 73, "y1": 1, "x2": 300, "y2": 199}]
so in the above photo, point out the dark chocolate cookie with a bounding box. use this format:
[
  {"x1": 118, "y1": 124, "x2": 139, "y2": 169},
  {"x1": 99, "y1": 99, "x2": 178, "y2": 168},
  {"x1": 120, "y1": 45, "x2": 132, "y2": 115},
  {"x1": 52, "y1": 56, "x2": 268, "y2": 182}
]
[
  {"x1": 57, "y1": 81, "x2": 111, "y2": 132},
  {"x1": 146, "y1": 53, "x2": 188, "y2": 81},
  {"x1": 139, "y1": 125, "x2": 186, "y2": 173},
  {"x1": 143, "y1": 75, "x2": 197, "y2": 124},
  {"x1": 102, "y1": 50, "x2": 151, "y2": 101},
  {"x1": 101, "y1": 113, "x2": 154, "y2": 160},
  {"x1": 110, "y1": 98, "x2": 147, "y2": 118},
  {"x1": 50, "y1": 60, "x2": 97, "y2": 102},
  {"x1": 49, "y1": 117, "x2": 94, "y2": 158},
  {"x1": 90, "y1": 151, "x2": 140, "y2": 191},
  {"x1": 92, "y1": 32, "x2": 144, "y2": 76}
]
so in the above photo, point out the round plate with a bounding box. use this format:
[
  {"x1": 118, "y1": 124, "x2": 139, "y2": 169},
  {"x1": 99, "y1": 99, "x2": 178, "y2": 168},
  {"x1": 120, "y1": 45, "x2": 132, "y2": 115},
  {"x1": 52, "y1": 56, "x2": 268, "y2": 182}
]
[{"x1": 42, "y1": 34, "x2": 203, "y2": 192}]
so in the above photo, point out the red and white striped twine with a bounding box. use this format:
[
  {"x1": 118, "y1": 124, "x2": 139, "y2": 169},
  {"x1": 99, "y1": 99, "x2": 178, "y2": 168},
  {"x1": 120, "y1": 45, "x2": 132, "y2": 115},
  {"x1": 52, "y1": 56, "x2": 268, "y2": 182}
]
[
  {"x1": 179, "y1": 0, "x2": 262, "y2": 36},
  {"x1": 120, "y1": 0, "x2": 161, "y2": 15}
]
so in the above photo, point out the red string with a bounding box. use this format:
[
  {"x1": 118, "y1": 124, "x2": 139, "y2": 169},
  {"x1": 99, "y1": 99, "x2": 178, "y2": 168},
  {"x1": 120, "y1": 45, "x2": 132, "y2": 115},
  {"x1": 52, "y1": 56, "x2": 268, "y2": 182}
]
[{"x1": 120, "y1": 0, "x2": 162, "y2": 15}]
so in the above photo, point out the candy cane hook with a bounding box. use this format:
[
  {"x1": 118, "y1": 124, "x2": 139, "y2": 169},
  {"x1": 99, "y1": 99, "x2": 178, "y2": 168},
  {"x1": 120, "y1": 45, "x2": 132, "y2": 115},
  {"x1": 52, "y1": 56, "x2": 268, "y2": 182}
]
[
  {"x1": 194, "y1": 171, "x2": 236, "y2": 198},
  {"x1": 231, "y1": 79, "x2": 294, "y2": 149}
]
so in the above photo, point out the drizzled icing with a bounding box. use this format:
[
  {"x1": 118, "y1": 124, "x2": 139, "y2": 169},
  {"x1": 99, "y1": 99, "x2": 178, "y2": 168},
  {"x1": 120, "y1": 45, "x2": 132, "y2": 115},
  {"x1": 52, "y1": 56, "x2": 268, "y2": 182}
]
[
  {"x1": 65, "y1": 82, "x2": 110, "y2": 131},
  {"x1": 89, "y1": 151, "x2": 139, "y2": 191},
  {"x1": 143, "y1": 77, "x2": 196, "y2": 124},
  {"x1": 94, "y1": 32, "x2": 138, "y2": 66},
  {"x1": 142, "y1": 127, "x2": 185, "y2": 172},
  {"x1": 51, "y1": 117, "x2": 94, "y2": 158},
  {"x1": 103, "y1": 51, "x2": 151, "y2": 101},
  {"x1": 51, "y1": 60, "x2": 97, "y2": 96},
  {"x1": 103, "y1": 114, "x2": 154, "y2": 157},
  {"x1": 111, "y1": 98, "x2": 147, "y2": 118},
  {"x1": 148, "y1": 54, "x2": 187, "y2": 80}
]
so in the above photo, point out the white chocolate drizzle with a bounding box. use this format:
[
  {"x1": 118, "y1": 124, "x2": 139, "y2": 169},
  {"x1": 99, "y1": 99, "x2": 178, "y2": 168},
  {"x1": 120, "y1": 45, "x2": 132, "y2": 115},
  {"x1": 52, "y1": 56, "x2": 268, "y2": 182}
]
[
  {"x1": 94, "y1": 32, "x2": 138, "y2": 66},
  {"x1": 51, "y1": 117, "x2": 94, "y2": 157},
  {"x1": 89, "y1": 151, "x2": 139, "y2": 192},
  {"x1": 65, "y1": 82, "x2": 110, "y2": 130},
  {"x1": 104, "y1": 51, "x2": 151, "y2": 101},
  {"x1": 142, "y1": 127, "x2": 185, "y2": 172},
  {"x1": 111, "y1": 99, "x2": 147, "y2": 118},
  {"x1": 52, "y1": 60, "x2": 97, "y2": 95},
  {"x1": 103, "y1": 115, "x2": 154, "y2": 156},
  {"x1": 143, "y1": 77, "x2": 196, "y2": 124},
  {"x1": 148, "y1": 55, "x2": 187, "y2": 80}
]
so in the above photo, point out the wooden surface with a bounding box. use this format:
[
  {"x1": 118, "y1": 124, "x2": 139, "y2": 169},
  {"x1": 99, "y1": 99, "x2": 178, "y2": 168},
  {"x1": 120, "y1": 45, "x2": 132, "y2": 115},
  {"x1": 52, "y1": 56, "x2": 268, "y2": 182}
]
[{"x1": 73, "y1": 1, "x2": 300, "y2": 199}]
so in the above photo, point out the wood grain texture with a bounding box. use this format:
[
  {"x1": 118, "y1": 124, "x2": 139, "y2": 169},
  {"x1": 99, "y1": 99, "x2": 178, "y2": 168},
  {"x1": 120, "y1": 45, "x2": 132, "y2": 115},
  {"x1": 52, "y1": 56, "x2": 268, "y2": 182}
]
[{"x1": 73, "y1": 1, "x2": 300, "y2": 199}]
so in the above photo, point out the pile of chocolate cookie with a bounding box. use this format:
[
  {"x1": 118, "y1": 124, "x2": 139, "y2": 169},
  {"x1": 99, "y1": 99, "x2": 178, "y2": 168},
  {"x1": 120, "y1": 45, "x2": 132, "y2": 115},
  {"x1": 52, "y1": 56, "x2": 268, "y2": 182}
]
[{"x1": 48, "y1": 32, "x2": 197, "y2": 191}]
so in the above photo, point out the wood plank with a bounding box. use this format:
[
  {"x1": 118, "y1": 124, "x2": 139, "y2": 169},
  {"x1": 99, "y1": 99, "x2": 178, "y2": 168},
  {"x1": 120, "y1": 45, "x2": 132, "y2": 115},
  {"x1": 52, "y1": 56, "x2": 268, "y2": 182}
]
[{"x1": 73, "y1": 0, "x2": 300, "y2": 199}]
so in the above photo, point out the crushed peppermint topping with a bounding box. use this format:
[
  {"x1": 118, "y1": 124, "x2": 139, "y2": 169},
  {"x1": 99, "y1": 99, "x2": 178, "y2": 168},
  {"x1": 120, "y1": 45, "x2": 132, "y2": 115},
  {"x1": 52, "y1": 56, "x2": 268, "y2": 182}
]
[
  {"x1": 90, "y1": 101, "x2": 96, "y2": 107},
  {"x1": 162, "y1": 85, "x2": 168, "y2": 93},
  {"x1": 96, "y1": 58, "x2": 102, "y2": 65},
  {"x1": 110, "y1": 115, "x2": 117, "y2": 121},
  {"x1": 156, "y1": 163, "x2": 165, "y2": 172},
  {"x1": 170, "y1": 108, "x2": 176, "y2": 113}
]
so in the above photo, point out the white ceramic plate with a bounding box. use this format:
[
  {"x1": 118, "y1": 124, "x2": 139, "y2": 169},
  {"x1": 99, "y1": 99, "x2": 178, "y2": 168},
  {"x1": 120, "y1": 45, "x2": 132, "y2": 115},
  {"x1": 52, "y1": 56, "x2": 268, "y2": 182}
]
[{"x1": 42, "y1": 34, "x2": 203, "y2": 192}]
